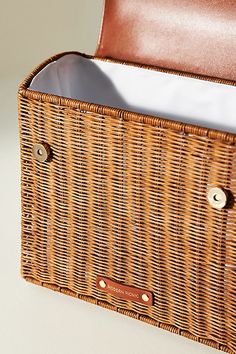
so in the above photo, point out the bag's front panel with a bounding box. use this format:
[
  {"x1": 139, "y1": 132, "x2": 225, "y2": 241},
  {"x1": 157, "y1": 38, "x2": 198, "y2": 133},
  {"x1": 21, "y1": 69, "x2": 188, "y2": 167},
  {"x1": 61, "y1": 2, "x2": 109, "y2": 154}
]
[{"x1": 19, "y1": 95, "x2": 236, "y2": 352}]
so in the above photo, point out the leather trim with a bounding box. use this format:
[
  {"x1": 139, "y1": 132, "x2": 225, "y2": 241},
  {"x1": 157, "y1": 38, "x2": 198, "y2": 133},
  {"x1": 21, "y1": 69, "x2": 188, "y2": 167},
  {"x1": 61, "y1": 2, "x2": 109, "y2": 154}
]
[
  {"x1": 96, "y1": 0, "x2": 236, "y2": 81},
  {"x1": 95, "y1": 0, "x2": 107, "y2": 55},
  {"x1": 96, "y1": 276, "x2": 154, "y2": 306}
]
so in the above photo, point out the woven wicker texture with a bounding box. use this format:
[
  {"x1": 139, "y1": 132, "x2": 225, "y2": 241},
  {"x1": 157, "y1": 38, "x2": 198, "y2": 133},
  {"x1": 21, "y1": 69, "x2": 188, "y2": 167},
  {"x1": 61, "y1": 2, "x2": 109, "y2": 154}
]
[{"x1": 19, "y1": 53, "x2": 236, "y2": 354}]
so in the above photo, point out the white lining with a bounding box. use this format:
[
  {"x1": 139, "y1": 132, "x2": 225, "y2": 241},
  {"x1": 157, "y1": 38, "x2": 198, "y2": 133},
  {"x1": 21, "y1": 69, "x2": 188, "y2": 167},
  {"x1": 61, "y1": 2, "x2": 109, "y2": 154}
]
[{"x1": 29, "y1": 53, "x2": 236, "y2": 133}]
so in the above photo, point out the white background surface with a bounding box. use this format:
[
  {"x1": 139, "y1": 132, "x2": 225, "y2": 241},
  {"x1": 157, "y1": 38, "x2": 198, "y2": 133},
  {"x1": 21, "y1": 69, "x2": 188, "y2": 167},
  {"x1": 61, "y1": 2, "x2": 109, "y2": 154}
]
[{"x1": 0, "y1": 1, "x2": 221, "y2": 353}]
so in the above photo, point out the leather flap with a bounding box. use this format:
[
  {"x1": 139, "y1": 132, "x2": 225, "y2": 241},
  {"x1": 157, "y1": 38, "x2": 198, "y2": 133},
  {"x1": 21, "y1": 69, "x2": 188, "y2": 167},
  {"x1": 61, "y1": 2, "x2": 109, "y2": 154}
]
[{"x1": 96, "y1": 0, "x2": 236, "y2": 81}]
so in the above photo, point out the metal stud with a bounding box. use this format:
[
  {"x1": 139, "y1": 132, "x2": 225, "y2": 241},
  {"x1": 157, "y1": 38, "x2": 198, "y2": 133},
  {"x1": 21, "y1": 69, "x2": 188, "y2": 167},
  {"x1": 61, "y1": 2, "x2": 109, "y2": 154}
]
[
  {"x1": 207, "y1": 187, "x2": 228, "y2": 209},
  {"x1": 33, "y1": 143, "x2": 51, "y2": 162},
  {"x1": 99, "y1": 280, "x2": 107, "y2": 289},
  {"x1": 142, "y1": 293, "x2": 150, "y2": 302}
]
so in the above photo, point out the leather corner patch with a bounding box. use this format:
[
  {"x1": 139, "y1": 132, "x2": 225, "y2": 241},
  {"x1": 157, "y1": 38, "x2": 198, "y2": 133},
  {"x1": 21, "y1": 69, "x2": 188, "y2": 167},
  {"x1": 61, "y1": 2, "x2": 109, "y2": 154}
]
[{"x1": 96, "y1": 276, "x2": 154, "y2": 306}]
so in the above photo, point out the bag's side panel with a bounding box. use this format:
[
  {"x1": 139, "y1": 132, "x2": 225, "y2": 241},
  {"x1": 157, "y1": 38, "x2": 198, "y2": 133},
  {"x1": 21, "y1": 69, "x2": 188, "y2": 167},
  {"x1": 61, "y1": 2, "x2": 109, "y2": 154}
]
[
  {"x1": 225, "y1": 166, "x2": 236, "y2": 353},
  {"x1": 19, "y1": 92, "x2": 236, "y2": 353},
  {"x1": 19, "y1": 97, "x2": 57, "y2": 284}
]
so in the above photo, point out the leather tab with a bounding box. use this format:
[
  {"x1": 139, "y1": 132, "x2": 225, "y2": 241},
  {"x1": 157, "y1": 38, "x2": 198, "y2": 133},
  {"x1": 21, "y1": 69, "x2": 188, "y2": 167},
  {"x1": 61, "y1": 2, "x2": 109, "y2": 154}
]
[
  {"x1": 96, "y1": 276, "x2": 154, "y2": 306},
  {"x1": 96, "y1": 0, "x2": 236, "y2": 81}
]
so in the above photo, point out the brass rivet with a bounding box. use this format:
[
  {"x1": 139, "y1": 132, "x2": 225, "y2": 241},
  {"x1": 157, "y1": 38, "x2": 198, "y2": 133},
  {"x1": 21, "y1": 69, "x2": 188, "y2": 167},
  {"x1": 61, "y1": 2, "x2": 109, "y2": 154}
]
[
  {"x1": 142, "y1": 294, "x2": 149, "y2": 302},
  {"x1": 207, "y1": 187, "x2": 228, "y2": 209},
  {"x1": 99, "y1": 280, "x2": 107, "y2": 289},
  {"x1": 33, "y1": 143, "x2": 51, "y2": 162}
]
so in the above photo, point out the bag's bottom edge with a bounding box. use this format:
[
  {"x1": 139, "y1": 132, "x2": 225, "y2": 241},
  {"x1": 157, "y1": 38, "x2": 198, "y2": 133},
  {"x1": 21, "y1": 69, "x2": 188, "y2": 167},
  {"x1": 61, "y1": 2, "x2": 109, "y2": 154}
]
[{"x1": 23, "y1": 275, "x2": 233, "y2": 354}]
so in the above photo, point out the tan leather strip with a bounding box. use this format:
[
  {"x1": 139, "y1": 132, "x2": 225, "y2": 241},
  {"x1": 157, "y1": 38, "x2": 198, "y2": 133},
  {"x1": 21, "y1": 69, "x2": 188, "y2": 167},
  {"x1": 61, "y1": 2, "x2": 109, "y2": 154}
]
[
  {"x1": 96, "y1": 0, "x2": 236, "y2": 81},
  {"x1": 96, "y1": 276, "x2": 154, "y2": 306}
]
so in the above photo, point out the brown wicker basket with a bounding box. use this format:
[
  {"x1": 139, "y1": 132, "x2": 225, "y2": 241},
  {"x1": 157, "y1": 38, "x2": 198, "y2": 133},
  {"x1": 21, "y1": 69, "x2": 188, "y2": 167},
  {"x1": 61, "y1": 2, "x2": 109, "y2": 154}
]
[{"x1": 18, "y1": 2, "x2": 236, "y2": 353}]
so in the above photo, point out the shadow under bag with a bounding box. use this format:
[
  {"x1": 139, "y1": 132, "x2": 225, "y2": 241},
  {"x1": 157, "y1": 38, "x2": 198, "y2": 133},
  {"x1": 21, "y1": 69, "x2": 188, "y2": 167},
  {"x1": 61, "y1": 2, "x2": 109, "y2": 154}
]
[{"x1": 18, "y1": 1, "x2": 236, "y2": 353}]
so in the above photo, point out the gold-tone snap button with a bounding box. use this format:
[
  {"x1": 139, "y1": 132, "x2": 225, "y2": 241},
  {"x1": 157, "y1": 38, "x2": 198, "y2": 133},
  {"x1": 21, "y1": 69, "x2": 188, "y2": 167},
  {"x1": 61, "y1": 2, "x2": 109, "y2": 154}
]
[
  {"x1": 207, "y1": 187, "x2": 228, "y2": 209},
  {"x1": 99, "y1": 280, "x2": 107, "y2": 289},
  {"x1": 142, "y1": 294, "x2": 150, "y2": 303},
  {"x1": 33, "y1": 143, "x2": 51, "y2": 162}
]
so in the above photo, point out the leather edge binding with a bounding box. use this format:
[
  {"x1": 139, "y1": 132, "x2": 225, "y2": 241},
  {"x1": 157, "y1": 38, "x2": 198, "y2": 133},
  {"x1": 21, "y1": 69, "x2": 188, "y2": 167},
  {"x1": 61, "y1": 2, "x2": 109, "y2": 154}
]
[{"x1": 95, "y1": 0, "x2": 107, "y2": 56}]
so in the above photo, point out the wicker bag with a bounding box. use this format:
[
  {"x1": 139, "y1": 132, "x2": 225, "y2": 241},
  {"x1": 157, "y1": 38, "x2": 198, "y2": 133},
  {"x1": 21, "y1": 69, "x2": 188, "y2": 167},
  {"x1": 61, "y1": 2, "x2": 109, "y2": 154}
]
[{"x1": 18, "y1": 1, "x2": 236, "y2": 353}]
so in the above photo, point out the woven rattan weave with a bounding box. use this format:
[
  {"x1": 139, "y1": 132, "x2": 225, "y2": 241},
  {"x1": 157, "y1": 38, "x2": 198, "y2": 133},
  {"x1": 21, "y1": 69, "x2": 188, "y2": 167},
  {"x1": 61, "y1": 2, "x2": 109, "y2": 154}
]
[{"x1": 19, "y1": 52, "x2": 236, "y2": 354}]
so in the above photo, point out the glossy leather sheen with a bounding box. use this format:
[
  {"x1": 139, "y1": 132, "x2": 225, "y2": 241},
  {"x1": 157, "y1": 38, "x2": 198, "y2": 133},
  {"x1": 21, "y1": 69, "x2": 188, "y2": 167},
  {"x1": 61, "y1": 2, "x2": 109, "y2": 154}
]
[
  {"x1": 96, "y1": 276, "x2": 154, "y2": 306},
  {"x1": 96, "y1": 0, "x2": 236, "y2": 81}
]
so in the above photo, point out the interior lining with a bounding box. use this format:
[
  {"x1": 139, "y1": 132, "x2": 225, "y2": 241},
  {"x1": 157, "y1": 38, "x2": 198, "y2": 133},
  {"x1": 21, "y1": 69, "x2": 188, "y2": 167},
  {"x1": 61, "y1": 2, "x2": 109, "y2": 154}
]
[{"x1": 29, "y1": 53, "x2": 236, "y2": 133}]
